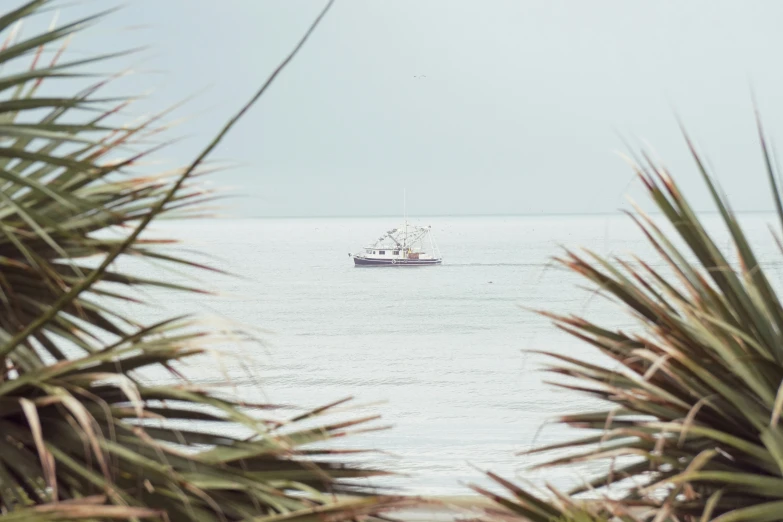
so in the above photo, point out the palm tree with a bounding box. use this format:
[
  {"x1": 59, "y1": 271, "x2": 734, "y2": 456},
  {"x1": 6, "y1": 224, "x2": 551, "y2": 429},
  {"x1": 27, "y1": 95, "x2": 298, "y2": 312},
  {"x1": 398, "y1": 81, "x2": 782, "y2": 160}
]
[
  {"x1": 0, "y1": 1, "x2": 404, "y2": 520},
  {"x1": 471, "y1": 119, "x2": 783, "y2": 522}
]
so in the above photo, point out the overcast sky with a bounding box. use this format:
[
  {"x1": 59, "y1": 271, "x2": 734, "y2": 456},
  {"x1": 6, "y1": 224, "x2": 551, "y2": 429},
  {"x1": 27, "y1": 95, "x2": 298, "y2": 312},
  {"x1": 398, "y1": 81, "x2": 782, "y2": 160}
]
[{"x1": 16, "y1": 1, "x2": 783, "y2": 217}]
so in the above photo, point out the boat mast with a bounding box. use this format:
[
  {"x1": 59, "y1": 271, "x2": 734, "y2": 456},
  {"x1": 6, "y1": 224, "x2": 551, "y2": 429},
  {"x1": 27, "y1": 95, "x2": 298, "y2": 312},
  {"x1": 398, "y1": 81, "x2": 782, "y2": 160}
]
[{"x1": 403, "y1": 188, "x2": 407, "y2": 252}]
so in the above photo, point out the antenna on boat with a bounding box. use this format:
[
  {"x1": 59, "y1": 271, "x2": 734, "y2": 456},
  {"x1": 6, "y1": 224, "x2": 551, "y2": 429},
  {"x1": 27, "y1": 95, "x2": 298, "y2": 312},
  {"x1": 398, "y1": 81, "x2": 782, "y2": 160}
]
[{"x1": 403, "y1": 188, "x2": 407, "y2": 250}]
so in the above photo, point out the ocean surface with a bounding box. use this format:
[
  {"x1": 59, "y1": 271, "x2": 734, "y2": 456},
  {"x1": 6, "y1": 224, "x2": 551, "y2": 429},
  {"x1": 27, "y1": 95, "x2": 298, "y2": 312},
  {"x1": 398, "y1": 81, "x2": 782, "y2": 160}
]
[{"x1": 114, "y1": 213, "x2": 783, "y2": 495}]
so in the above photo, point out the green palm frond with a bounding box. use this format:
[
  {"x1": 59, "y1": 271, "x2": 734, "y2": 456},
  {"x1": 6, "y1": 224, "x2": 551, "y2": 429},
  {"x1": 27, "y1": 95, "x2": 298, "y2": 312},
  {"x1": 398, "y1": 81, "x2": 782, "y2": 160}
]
[
  {"x1": 0, "y1": 319, "x2": 399, "y2": 518},
  {"x1": 0, "y1": 1, "x2": 403, "y2": 520},
  {"x1": 468, "y1": 472, "x2": 623, "y2": 522},
  {"x1": 487, "y1": 121, "x2": 783, "y2": 521},
  {"x1": 0, "y1": 0, "x2": 213, "y2": 371},
  {"x1": 471, "y1": 117, "x2": 783, "y2": 521}
]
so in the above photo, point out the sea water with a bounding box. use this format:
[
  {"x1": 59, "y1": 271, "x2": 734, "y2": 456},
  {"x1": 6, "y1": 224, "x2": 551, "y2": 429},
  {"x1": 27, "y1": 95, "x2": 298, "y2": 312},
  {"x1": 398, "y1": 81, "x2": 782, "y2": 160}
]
[{"x1": 113, "y1": 213, "x2": 783, "y2": 495}]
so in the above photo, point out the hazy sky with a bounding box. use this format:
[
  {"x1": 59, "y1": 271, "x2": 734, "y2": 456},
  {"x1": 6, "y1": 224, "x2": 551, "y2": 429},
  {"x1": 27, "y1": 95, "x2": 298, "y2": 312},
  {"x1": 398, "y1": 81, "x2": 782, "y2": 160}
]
[{"x1": 16, "y1": 1, "x2": 783, "y2": 217}]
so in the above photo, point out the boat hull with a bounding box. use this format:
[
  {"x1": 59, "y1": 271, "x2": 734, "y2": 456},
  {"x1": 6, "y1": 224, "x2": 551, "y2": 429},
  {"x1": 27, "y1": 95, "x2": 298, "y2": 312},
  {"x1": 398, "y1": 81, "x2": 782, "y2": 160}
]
[{"x1": 353, "y1": 256, "x2": 441, "y2": 267}]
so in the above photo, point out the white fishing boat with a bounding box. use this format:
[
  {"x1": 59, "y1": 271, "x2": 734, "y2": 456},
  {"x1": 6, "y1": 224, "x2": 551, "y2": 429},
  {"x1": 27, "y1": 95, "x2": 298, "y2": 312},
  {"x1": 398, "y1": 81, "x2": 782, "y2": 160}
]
[
  {"x1": 350, "y1": 191, "x2": 442, "y2": 267},
  {"x1": 349, "y1": 221, "x2": 442, "y2": 266}
]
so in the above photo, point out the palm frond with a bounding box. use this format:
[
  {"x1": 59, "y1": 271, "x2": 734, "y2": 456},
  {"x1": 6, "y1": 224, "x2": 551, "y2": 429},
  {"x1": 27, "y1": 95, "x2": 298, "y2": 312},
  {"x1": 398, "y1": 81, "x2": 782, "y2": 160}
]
[
  {"x1": 467, "y1": 471, "x2": 637, "y2": 522},
  {"x1": 1, "y1": 495, "x2": 163, "y2": 521},
  {"x1": 472, "y1": 115, "x2": 783, "y2": 521},
  {"x1": 0, "y1": 320, "x2": 399, "y2": 518},
  {"x1": 0, "y1": 1, "x2": 403, "y2": 520},
  {"x1": 0, "y1": 1, "x2": 212, "y2": 371}
]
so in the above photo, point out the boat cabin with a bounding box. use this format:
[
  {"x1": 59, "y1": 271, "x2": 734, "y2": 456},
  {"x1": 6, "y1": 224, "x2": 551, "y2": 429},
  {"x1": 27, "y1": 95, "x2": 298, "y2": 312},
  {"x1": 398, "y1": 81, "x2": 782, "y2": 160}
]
[{"x1": 362, "y1": 247, "x2": 428, "y2": 261}]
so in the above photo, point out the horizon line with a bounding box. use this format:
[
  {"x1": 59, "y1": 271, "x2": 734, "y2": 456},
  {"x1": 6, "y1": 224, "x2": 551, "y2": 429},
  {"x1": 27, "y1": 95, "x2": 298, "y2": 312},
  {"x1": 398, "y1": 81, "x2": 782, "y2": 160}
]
[{"x1": 242, "y1": 209, "x2": 780, "y2": 219}]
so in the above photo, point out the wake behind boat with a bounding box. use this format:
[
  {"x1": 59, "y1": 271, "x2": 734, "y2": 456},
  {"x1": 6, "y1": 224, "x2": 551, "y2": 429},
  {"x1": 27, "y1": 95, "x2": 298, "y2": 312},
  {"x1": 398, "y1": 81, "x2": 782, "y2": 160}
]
[{"x1": 349, "y1": 222, "x2": 442, "y2": 266}]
